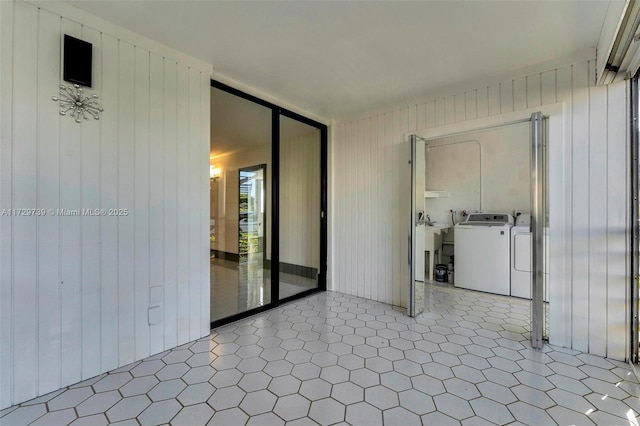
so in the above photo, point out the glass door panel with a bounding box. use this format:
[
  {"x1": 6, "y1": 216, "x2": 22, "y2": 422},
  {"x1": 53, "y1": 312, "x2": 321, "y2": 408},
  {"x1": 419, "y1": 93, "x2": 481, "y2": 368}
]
[
  {"x1": 278, "y1": 115, "x2": 321, "y2": 299},
  {"x1": 410, "y1": 135, "x2": 426, "y2": 316},
  {"x1": 210, "y1": 86, "x2": 271, "y2": 323},
  {"x1": 531, "y1": 111, "x2": 547, "y2": 348}
]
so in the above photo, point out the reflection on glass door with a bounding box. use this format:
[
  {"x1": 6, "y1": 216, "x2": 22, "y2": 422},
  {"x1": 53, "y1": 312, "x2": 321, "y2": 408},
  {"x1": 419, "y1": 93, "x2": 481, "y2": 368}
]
[
  {"x1": 239, "y1": 166, "x2": 265, "y2": 262},
  {"x1": 278, "y1": 114, "x2": 321, "y2": 299},
  {"x1": 531, "y1": 112, "x2": 548, "y2": 348},
  {"x1": 238, "y1": 165, "x2": 267, "y2": 311},
  {"x1": 210, "y1": 85, "x2": 271, "y2": 324},
  {"x1": 410, "y1": 135, "x2": 426, "y2": 316}
]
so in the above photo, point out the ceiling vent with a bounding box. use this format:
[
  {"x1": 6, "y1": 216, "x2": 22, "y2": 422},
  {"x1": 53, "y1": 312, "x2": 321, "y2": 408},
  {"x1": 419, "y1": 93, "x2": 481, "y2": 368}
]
[{"x1": 598, "y1": 0, "x2": 640, "y2": 84}]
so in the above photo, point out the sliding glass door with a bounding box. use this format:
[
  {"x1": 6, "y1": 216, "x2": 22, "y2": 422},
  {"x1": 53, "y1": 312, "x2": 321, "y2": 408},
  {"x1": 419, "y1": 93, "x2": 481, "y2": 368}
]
[
  {"x1": 210, "y1": 81, "x2": 327, "y2": 327},
  {"x1": 210, "y1": 87, "x2": 272, "y2": 323},
  {"x1": 278, "y1": 115, "x2": 322, "y2": 300}
]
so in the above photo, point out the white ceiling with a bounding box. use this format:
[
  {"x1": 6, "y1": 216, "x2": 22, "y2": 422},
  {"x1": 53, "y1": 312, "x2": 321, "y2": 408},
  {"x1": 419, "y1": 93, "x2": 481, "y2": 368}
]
[{"x1": 69, "y1": 0, "x2": 611, "y2": 120}]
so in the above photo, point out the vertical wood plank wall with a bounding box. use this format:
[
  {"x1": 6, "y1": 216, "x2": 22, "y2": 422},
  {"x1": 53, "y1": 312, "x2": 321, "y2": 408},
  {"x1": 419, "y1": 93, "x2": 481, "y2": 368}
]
[
  {"x1": 0, "y1": 0, "x2": 211, "y2": 408},
  {"x1": 331, "y1": 59, "x2": 630, "y2": 360}
]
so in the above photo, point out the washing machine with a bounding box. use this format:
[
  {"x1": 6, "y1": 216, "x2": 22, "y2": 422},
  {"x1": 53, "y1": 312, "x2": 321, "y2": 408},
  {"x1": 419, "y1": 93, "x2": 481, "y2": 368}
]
[
  {"x1": 510, "y1": 213, "x2": 549, "y2": 301},
  {"x1": 454, "y1": 213, "x2": 513, "y2": 296}
]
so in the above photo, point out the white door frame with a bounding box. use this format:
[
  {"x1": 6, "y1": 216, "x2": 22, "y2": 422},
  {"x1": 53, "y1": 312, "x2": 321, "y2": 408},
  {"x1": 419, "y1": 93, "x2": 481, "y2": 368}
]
[{"x1": 407, "y1": 102, "x2": 570, "y2": 348}]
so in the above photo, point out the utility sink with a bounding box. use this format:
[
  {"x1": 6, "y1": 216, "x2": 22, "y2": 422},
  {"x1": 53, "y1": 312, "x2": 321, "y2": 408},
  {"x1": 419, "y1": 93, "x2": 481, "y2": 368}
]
[{"x1": 423, "y1": 223, "x2": 450, "y2": 235}]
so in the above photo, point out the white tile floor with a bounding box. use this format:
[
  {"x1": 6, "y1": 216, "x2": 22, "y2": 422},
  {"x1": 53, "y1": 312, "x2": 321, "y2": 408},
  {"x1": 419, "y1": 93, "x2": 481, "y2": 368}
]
[{"x1": 2, "y1": 287, "x2": 639, "y2": 425}]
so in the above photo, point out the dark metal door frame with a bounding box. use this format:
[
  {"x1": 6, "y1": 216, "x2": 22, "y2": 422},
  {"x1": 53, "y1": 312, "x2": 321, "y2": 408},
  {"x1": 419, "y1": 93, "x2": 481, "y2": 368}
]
[{"x1": 210, "y1": 80, "x2": 328, "y2": 329}]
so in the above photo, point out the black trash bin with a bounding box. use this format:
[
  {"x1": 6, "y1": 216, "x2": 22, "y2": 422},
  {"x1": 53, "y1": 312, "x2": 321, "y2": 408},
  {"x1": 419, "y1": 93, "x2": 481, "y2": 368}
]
[{"x1": 434, "y1": 264, "x2": 448, "y2": 282}]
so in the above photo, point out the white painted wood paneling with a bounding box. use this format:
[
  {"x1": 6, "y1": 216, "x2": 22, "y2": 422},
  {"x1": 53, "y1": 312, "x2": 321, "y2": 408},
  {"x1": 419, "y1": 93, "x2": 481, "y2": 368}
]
[
  {"x1": 189, "y1": 67, "x2": 202, "y2": 342},
  {"x1": 36, "y1": 9, "x2": 62, "y2": 396},
  {"x1": 606, "y1": 81, "x2": 629, "y2": 360},
  {"x1": 59, "y1": 18, "x2": 83, "y2": 388},
  {"x1": 588, "y1": 84, "x2": 608, "y2": 356},
  {"x1": 200, "y1": 72, "x2": 211, "y2": 338},
  {"x1": 80, "y1": 25, "x2": 103, "y2": 381},
  {"x1": 571, "y1": 60, "x2": 590, "y2": 353},
  {"x1": 541, "y1": 70, "x2": 556, "y2": 106},
  {"x1": 0, "y1": 0, "x2": 14, "y2": 409},
  {"x1": 149, "y1": 52, "x2": 165, "y2": 355},
  {"x1": 163, "y1": 59, "x2": 179, "y2": 351},
  {"x1": 100, "y1": 32, "x2": 120, "y2": 374},
  {"x1": 0, "y1": 0, "x2": 211, "y2": 409},
  {"x1": 134, "y1": 46, "x2": 151, "y2": 361},
  {"x1": 332, "y1": 58, "x2": 631, "y2": 360},
  {"x1": 176, "y1": 63, "x2": 191, "y2": 346},
  {"x1": 12, "y1": 0, "x2": 39, "y2": 403},
  {"x1": 527, "y1": 74, "x2": 541, "y2": 109},
  {"x1": 513, "y1": 76, "x2": 527, "y2": 111},
  {"x1": 117, "y1": 40, "x2": 136, "y2": 367}
]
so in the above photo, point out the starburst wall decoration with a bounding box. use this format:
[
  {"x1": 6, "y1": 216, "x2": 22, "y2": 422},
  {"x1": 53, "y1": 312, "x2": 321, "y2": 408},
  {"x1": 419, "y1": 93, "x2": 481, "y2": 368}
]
[{"x1": 52, "y1": 84, "x2": 103, "y2": 123}]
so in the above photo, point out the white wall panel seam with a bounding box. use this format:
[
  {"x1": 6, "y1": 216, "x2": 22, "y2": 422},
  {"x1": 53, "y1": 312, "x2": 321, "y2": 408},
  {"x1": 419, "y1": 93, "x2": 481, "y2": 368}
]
[
  {"x1": 116, "y1": 39, "x2": 121, "y2": 366},
  {"x1": 0, "y1": 0, "x2": 15, "y2": 408},
  {"x1": 147, "y1": 51, "x2": 153, "y2": 354},
  {"x1": 161, "y1": 56, "x2": 167, "y2": 351},
  {"x1": 569, "y1": 64, "x2": 574, "y2": 347},
  {"x1": 587, "y1": 78, "x2": 591, "y2": 354},
  {"x1": 132, "y1": 44, "x2": 137, "y2": 359},
  {"x1": 35, "y1": 6, "x2": 40, "y2": 391},
  {"x1": 78, "y1": 23, "x2": 84, "y2": 380},
  {"x1": 605, "y1": 85, "x2": 609, "y2": 355},
  {"x1": 98, "y1": 31, "x2": 103, "y2": 373}
]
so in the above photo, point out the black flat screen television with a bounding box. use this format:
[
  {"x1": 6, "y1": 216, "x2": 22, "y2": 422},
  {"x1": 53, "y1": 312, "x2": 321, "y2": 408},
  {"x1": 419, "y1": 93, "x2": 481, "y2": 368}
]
[{"x1": 63, "y1": 34, "x2": 92, "y2": 87}]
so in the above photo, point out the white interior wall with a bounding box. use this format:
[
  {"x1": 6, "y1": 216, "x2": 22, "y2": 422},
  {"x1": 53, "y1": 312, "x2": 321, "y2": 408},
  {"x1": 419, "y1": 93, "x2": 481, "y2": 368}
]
[
  {"x1": 424, "y1": 122, "x2": 531, "y2": 226},
  {"x1": 331, "y1": 58, "x2": 630, "y2": 361},
  {"x1": 0, "y1": 0, "x2": 211, "y2": 409}
]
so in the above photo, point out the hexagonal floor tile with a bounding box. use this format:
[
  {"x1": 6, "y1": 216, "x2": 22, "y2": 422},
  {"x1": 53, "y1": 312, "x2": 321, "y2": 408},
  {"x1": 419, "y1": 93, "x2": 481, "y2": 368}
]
[
  {"x1": 76, "y1": 391, "x2": 121, "y2": 417},
  {"x1": 239, "y1": 390, "x2": 277, "y2": 416},
  {"x1": 105, "y1": 395, "x2": 151, "y2": 423},
  {"x1": 365, "y1": 385, "x2": 399, "y2": 410},
  {"x1": 238, "y1": 371, "x2": 271, "y2": 392},
  {"x1": 398, "y1": 389, "x2": 435, "y2": 415},
  {"x1": 308, "y1": 398, "x2": 346, "y2": 425},
  {"x1": 331, "y1": 382, "x2": 364, "y2": 405},
  {"x1": 170, "y1": 403, "x2": 214, "y2": 426},
  {"x1": 345, "y1": 401, "x2": 382, "y2": 426},
  {"x1": 300, "y1": 378, "x2": 332, "y2": 401},
  {"x1": 176, "y1": 382, "x2": 214, "y2": 406},
  {"x1": 273, "y1": 394, "x2": 311, "y2": 421},
  {"x1": 383, "y1": 407, "x2": 421, "y2": 426},
  {"x1": 207, "y1": 385, "x2": 246, "y2": 411},
  {"x1": 137, "y1": 400, "x2": 181, "y2": 426}
]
